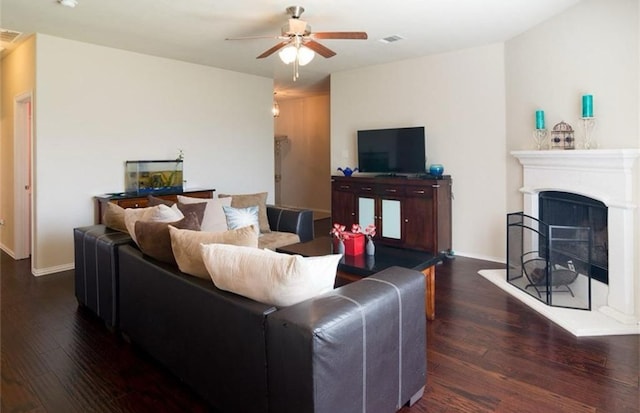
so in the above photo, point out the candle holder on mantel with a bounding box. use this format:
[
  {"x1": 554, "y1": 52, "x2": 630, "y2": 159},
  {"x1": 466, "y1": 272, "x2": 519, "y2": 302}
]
[
  {"x1": 532, "y1": 128, "x2": 548, "y2": 150},
  {"x1": 580, "y1": 117, "x2": 597, "y2": 149}
]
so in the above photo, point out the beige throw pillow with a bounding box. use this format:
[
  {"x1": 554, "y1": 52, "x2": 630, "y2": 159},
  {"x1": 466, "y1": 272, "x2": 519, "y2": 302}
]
[
  {"x1": 201, "y1": 244, "x2": 340, "y2": 307},
  {"x1": 147, "y1": 195, "x2": 207, "y2": 226},
  {"x1": 124, "y1": 204, "x2": 184, "y2": 244},
  {"x1": 102, "y1": 202, "x2": 128, "y2": 232},
  {"x1": 218, "y1": 192, "x2": 270, "y2": 233},
  {"x1": 169, "y1": 225, "x2": 259, "y2": 279},
  {"x1": 177, "y1": 195, "x2": 231, "y2": 233}
]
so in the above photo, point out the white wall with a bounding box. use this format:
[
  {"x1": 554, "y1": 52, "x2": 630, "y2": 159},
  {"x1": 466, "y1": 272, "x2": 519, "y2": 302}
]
[
  {"x1": 274, "y1": 95, "x2": 331, "y2": 214},
  {"x1": 1, "y1": 36, "x2": 35, "y2": 257},
  {"x1": 505, "y1": 0, "x2": 639, "y2": 210},
  {"x1": 32, "y1": 34, "x2": 274, "y2": 274},
  {"x1": 331, "y1": 43, "x2": 507, "y2": 261}
]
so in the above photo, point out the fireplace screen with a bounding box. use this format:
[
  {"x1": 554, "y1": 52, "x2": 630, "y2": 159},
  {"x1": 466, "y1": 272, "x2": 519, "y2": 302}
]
[{"x1": 507, "y1": 212, "x2": 592, "y2": 310}]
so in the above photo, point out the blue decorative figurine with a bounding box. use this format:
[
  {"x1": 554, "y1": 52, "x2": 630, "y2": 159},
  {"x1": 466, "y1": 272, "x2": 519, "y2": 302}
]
[{"x1": 337, "y1": 167, "x2": 358, "y2": 177}]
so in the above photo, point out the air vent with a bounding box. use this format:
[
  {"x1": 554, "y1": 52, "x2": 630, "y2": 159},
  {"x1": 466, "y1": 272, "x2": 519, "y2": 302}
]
[
  {"x1": 379, "y1": 35, "x2": 404, "y2": 44},
  {"x1": 0, "y1": 29, "x2": 23, "y2": 43}
]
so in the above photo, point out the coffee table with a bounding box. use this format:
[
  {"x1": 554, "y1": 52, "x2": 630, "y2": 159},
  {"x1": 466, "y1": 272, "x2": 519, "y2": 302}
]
[{"x1": 277, "y1": 236, "x2": 442, "y2": 320}]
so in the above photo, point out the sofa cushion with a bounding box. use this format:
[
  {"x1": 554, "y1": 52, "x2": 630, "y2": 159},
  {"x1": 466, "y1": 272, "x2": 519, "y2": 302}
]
[
  {"x1": 177, "y1": 195, "x2": 231, "y2": 233},
  {"x1": 124, "y1": 204, "x2": 184, "y2": 244},
  {"x1": 135, "y1": 212, "x2": 201, "y2": 265},
  {"x1": 201, "y1": 244, "x2": 340, "y2": 307},
  {"x1": 148, "y1": 195, "x2": 207, "y2": 226},
  {"x1": 218, "y1": 192, "x2": 270, "y2": 233},
  {"x1": 169, "y1": 225, "x2": 259, "y2": 279},
  {"x1": 102, "y1": 202, "x2": 128, "y2": 233},
  {"x1": 257, "y1": 231, "x2": 300, "y2": 250},
  {"x1": 223, "y1": 205, "x2": 260, "y2": 235}
]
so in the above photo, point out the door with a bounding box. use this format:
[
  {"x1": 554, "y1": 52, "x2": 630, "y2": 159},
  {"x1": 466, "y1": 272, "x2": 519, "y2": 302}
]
[
  {"x1": 14, "y1": 92, "x2": 32, "y2": 260},
  {"x1": 403, "y1": 186, "x2": 435, "y2": 252},
  {"x1": 274, "y1": 135, "x2": 288, "y2": 205},
  {"x1": 331, "y1": 186, "x2": 356, "y2": 227}
]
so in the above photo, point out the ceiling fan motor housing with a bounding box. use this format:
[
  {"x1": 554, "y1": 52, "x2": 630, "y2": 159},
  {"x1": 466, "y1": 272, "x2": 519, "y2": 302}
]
[
  {"x1": 286, "y1": 6, "x2": 305, "y2": 19},
  {"x1": 282, "y1": 19, "x2": 310, "y2": 37}
]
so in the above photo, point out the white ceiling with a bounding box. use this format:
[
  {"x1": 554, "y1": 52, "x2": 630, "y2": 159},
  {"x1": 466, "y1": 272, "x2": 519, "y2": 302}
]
[{"x1": 1, "y1": 0, "x2": 581, "y2": 99}]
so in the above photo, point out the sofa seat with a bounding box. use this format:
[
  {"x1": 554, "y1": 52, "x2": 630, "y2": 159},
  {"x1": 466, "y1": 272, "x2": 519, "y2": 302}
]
[{"x1": 258, "y1": 231, "x2": 300, "y2": 250}]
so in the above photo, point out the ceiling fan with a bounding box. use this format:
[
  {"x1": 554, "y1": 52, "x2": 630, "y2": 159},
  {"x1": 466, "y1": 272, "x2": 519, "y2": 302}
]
[{"x1": 226, "y1": 5, "x2": 368, "y2": 80}]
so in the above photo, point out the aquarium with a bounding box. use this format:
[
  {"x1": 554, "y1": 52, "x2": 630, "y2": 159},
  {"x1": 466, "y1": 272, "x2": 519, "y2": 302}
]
[{"x1": 125, "y1": 160, "x2": 183, "y2": 195}]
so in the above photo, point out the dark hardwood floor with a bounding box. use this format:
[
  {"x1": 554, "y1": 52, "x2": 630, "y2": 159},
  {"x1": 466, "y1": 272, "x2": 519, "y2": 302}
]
[{"x1": 2, "y1": 248, "x2": 638, "y2": 413}]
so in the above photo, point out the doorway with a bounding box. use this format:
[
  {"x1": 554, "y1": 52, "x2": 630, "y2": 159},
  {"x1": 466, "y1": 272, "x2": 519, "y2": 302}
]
[
  {"x1": 274, "y1": 135, "x2": 289, "y2": 206},
  {"x1": 14, "y1": 92, "x2": 32, "y2": 259}
]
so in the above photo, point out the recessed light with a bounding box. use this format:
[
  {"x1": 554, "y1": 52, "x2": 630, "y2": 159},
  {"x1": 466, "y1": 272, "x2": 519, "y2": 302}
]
[{"x1": 58, "y1": 0, "x2": 78, "y2": 8}]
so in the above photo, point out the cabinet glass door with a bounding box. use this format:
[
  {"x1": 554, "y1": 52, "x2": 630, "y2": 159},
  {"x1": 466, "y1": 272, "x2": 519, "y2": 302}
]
[
  {"x1": 358, "y1": 197, "x2": 375, "y2": 227},
  {"x1": 381, "y1": 199, "x2": 401, "y2": 239}
]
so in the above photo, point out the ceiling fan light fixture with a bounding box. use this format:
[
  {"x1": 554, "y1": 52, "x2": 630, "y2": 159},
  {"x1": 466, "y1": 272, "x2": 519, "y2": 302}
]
[
  {"x1": 278, "y1": 45, "x2": 298, "y2": 64},
  {"x1": 297, "y1": 46, "x2": 315, "y2": 66},
  {"x1": 58, "y1": 0, "x2": 78, "y2": 8}
]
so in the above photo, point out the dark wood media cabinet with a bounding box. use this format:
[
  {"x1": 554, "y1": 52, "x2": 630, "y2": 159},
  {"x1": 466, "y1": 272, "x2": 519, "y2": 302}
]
[{"x1": 331, "y1": 175, "x2": 452, "y2": 255}]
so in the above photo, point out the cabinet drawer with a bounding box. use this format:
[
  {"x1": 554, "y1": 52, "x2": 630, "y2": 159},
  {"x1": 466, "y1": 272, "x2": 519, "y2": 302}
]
[
  {"x1": 116, "y1": 198, "x2": 149, "y2": 209},
  {"x1": 354, "y1": 184, "x2": 376, "y2": 195},
  {"x1": 333, "y1": 182, "x2": 355, "y2": 192},
  {"x1": 376, "y1": 185, "x2": 405, "y2": 197},
  {"x1": 406, "y1": 186, "x2": 434, "y2": 198}
]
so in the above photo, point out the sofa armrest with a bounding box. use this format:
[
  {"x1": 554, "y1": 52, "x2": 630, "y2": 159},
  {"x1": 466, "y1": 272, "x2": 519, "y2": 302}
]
[
  {"x1": 73, "y1": 224, "x2": 133, "y2": 329},
  {"x1": 266, "y1": 205, "x2": 314, "y2": 242},
  {"x1": 266, "y1": 266, "x2": 426, "y2": 413}
]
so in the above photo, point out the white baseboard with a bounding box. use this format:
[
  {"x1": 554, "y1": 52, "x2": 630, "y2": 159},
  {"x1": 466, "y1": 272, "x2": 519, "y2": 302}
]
[
  {"x1": 454, "y1": 251, "x2": 505, "y2": 264},
  {"x1": 32, "y1": 263, "x2": 74, "y2": 277},
  {"x1": 0, "y1": 243, "x2": 17, "y2": 259}
]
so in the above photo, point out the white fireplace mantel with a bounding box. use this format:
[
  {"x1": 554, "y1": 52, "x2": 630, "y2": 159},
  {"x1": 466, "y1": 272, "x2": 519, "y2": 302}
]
[{"x1": 511, "y1": 149, "x2": 640, "y2": 331}]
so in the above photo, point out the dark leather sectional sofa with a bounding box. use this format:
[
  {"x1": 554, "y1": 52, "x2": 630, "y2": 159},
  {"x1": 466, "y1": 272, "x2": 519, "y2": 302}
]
[{"x1": 74, "y1": 205, "x2": 427, "y2": 413}]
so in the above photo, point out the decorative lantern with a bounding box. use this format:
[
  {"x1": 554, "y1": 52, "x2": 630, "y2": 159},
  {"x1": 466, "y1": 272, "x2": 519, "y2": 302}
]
[{"x1": 550, "y1": 121, "x2": 575, "y2": 150}]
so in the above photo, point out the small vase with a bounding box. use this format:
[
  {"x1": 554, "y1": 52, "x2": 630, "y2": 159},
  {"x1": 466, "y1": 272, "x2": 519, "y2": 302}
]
[
  {"x1": 366, "y1": 238, "x2": 375, "y2": 255},
  {"x1": 337, "y1": 239, "x2": 345, "y2": 255}
]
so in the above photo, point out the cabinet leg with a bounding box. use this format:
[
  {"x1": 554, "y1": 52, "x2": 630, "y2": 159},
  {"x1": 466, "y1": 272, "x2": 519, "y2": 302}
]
[{"x1": 422, "y1": 266, "x2": 435, "y2": 320}]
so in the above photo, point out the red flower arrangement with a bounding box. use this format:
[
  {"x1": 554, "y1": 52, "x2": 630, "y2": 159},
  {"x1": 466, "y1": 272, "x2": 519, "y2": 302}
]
[
  {"x1": 352, "y1": 223, "x2": 376, "y2": 240},
  {"x1": 331, "y1": 222, "x2": 377, "y2": 255}
]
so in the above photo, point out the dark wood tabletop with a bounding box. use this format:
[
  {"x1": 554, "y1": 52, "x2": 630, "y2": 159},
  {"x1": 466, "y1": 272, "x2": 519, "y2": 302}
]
[{"x1": 277, "y1": 236, "x2": 442, "y2": 277}]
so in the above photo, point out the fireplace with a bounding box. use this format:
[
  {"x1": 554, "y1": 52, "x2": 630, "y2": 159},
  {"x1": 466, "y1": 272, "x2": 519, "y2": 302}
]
[
  {"x1": 507, "y1": 149, "x2": 639, "y2": 335},
  {"x1": 539, "y1": 191, "x2": 608, "y2": 284}
]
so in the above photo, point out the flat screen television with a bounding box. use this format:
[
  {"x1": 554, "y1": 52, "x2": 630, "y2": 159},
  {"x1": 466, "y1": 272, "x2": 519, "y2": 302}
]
[{"x1": 357, "y1": 126, "x2": 426, "y2": 175}]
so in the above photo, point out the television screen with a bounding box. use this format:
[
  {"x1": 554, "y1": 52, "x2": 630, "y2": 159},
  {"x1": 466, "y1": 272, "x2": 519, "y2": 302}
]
[{"x1": 357, "y1": 126, "x2": 426, "y2": 174}]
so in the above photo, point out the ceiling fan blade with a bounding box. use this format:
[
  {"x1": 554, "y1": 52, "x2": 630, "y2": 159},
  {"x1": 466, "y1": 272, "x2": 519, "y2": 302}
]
[
  {"x1": 312, "y1": 32, "x2": 368, "y2": 40},
  {"x1": 304, "y1": 40, "x2": 336, "y2": 58},
  {"x1": 257, "y1": 41, "x2": 290, "y2": 59},
  {"x1": 226, "y1": 35, "x2": 282, "y2": 41}
]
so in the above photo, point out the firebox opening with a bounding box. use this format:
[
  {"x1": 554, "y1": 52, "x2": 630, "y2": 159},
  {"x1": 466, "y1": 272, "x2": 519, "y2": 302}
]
[{"x1": 539, "y1": 191, "x2": 608, "y2": 284}]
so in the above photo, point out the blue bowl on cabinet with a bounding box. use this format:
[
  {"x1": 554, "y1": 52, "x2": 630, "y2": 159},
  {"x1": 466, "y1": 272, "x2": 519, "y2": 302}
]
[{"x1": 429, "y1": 164, "x2": 444, "y2": 177}]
